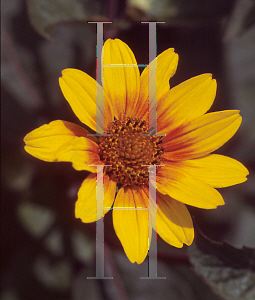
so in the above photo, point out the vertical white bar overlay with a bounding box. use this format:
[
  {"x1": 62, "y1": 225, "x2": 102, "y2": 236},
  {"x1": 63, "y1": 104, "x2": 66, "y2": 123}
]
[
  {"x1": 140, "y1": 165, "x2": 165, "y2": 279},
  {"x1": 140, "y1": 21, "x2": 166, "y2": 279},
  {"x1": 88, "y1": 22, "x2": 112, "y2": 136},
  {"x1": 141, "y1": 21, "x2": 165, "y2": 137},
  {"x1": 87, "y1": 165, "x2": 113, "y2": 279}
]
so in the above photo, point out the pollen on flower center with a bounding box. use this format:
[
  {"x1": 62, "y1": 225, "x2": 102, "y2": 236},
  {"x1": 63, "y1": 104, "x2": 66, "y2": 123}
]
[{"x1": 98, "y1": 117, "x2": 165, "y2": 187}]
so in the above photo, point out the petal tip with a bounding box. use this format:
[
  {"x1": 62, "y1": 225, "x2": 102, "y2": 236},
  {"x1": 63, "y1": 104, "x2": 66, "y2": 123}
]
[
  {"x1": 185, "y1": 230, "x2": 195, "y2": 246},
  {"x1": 217, "y1": 196, "x2": 225, "y2": 207}
]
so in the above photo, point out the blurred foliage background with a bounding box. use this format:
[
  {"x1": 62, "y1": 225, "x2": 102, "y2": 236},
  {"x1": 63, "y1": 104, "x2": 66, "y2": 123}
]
[{"x1": 1, "y1": 0, "x2": 255, "y2": 299}]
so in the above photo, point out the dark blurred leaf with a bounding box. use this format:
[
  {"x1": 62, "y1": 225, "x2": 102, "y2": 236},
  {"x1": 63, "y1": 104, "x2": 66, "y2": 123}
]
[
  {"x1": 113, "y1": 253, "x2": 221, "y2": 300},
  {"x1": 224, "y1": 0, "x2": 255, "y2": 42},
  {"x1": 34, "y1": 256, "x2": 71, "y2": 291},
  {"x1": 18, "y1": 201, "x2": 56, "y2": 238},
  {"x1": 127, "y1": 0, "x2": 234, "y2": 24},
  {"x1": 26, "y1": 0, "x2": 103, "y2": 39},
  {"x1": 71, "y1": 230, "x2": 94, "y2": 264},
  {"x1": 188, "y1": 230, "x2": 255, "y2": 300}
]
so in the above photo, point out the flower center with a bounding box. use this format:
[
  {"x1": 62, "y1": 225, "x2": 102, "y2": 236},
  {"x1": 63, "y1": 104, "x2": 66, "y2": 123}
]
[{"x1": 98, "y1": 117, "x2": 165, "y2": 187}]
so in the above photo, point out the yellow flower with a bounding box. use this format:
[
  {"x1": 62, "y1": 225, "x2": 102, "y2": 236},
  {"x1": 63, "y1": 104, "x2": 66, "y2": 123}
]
[{"x1": 24, "y1": 39, "x2": 248, "y2": 264}]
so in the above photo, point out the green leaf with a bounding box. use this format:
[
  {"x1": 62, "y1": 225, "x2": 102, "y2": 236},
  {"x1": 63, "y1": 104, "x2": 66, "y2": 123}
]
[
  {"x1": 188, "y1": 230, "x2": 255, "y2": 300},
  {"x1": 26, "y1": 0, "x2": 102, "y2": 39}
]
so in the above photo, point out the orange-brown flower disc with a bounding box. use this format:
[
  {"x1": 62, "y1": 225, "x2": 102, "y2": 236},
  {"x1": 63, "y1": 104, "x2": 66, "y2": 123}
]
[{"x1": 98, "y1": 117, "x2": 165, "y2": 187}]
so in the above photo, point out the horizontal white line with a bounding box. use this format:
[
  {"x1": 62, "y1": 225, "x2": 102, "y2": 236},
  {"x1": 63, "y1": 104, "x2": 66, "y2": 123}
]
[
  {"x1": 103, "y1": 64, "x2": 148, "y2": 67},
  {"x1": 104, "y1": 207, "x2": 148, "y2": 210}
]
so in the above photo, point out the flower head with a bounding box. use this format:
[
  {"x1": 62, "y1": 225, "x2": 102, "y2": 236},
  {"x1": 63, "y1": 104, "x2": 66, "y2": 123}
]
[{"x1": 24, "y1": 39, "x2": 248, "y2": 264}]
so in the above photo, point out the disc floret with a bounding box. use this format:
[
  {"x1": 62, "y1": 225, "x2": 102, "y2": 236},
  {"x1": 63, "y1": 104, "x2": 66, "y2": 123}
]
[{"x1": 98, "y1": 117, "x2": 165, "y2": 187}]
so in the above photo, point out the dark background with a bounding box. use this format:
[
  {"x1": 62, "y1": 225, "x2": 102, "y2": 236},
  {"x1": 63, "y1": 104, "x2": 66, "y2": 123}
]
[{"x1": 1, "y1": 0, "x2": 255, "y2": 299}]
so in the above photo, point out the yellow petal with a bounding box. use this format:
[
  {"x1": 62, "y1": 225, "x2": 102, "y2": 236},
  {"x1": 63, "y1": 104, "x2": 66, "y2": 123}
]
[
  {"x1": 113, "y1": 186, "x2": 149, "y2": 264},
  {"x1": 180, "y1": 154, "x2": 249, "y2": 188},
  {"x1": 59, "y1": 68, "x2": 113, "y2": 133},
  {"x1": 55, "y1": 137, "x2": 100, "y2": 172},
  {"x1": 75, "y1": 173, "x2": 116, "y2": 223},
  {"x1": 137, "y1": 48, "x2": 179, "y2": 120},
  {"x1": 156, "y1": 192, "x2": 194, "y2": 247},
  {"x1": 102, "y1": 39, "x2": 140, "y2": 120},
  {"x1": 164, "y1": 110, "x2": 242, "y2": 160},
  {"x1": 24, "y1": 120, "x2": 99, "y2": 172},
  {"x1": 156, "y1": 164, "x2": 225, "y2": 209},
  {"x1": 158, "y1": 74, "x2": 216, "y2": 133}
]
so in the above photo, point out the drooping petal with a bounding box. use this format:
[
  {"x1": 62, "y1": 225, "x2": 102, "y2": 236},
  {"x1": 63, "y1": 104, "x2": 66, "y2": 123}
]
[
  {"x1": 156, "y1": 192, "x2": 194, "y2": 247},
  {"x1": 113, "y1": 186, "x2": 149, "y2": 264},
  {"x1": 102, "y1": 39, "x2": 140, "y2": 120},
  {"x1": 163, "y1": 110, "x2": 242, "y2": 160},
  {"x1": 157, "y1": 74, "x2": 216, "y2": 132},
  {"x1": 156, "y1": 163, "x2": 225, "y2": 209},
  {"x1": 59, "y1": 68, "x2": 114, "y2": 133},
  {"x1": 75, "y1": 173, "x2": 116, "y2": 223},
  {"x1": 24, "y1": 120, "x2": 99, "y2": 172},
  {"x1": 137, "y1": 48, "x2": 179, "y2": 120},
  {"x1": 179, "y1": 154, "x2": 249, "y2": 188}
]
